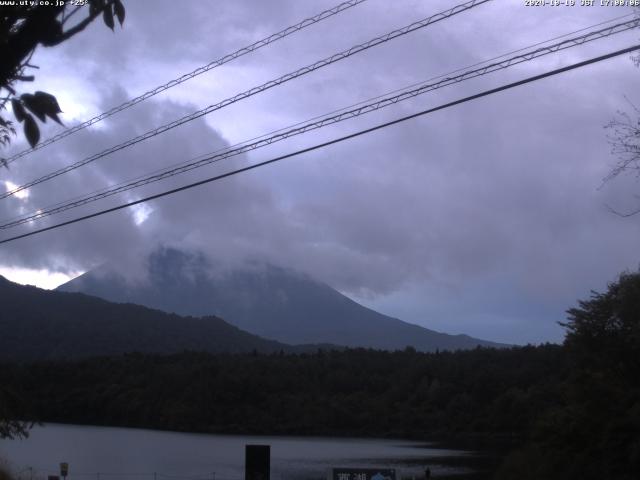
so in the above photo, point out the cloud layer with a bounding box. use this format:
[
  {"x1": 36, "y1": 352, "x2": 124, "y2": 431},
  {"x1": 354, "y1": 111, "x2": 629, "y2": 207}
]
[{"x1": 1, "y1": 0, "x2": 639, "y2": 343}]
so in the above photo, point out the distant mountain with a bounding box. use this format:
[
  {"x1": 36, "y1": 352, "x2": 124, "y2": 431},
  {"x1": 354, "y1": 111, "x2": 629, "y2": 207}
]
[
  {"x1": 58, "y1": 248, "x2": 506, "y2": 351},
  {"x1": 0, "y1": 275, "x2": 298, "y2": 362}
]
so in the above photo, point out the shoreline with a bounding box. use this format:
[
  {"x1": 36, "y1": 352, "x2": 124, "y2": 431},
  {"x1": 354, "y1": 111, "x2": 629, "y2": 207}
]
[{"x1": 2, "y1": 423, "x2": 507, "y2": 480}]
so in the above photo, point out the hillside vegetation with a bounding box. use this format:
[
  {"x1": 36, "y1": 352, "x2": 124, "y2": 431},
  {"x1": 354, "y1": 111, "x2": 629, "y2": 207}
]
[
  {"x1": 0, "y1": 345, "x2": 565, "y2": 438},
  {"x1": 0, "y1": 275, "x2": 296, "y2": 361},
  {"x1": 2, "y1": 271, "x2": 639, "y2": 479}
]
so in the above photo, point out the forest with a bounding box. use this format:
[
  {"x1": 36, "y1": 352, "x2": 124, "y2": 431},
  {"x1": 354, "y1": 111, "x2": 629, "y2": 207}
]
[{"x1": 1, "y1": 270, "x2": 639, "y2": 479}]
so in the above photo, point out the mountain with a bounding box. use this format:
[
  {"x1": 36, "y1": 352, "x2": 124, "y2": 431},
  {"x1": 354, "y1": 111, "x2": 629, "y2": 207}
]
[
  {"x1": 0, "y1": 275, "x2": 298, "y2": 362},
  {"x1": 58, "y1": 248, "x2": 506, "y2": 351}
]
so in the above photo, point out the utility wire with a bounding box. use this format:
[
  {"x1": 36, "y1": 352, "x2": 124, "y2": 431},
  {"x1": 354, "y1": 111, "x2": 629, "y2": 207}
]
[
  {"x1": 1, "y1": 0, "x2": 492, "y2": 200},
  {"x1": 6, "y1": 7, "x2": 623, "y2": 224},
  {"x1": 2, "y1": 0, "x2": 369, "y2": 166},
  {"x1": 3, "y1": 17, "x2": 638, "y2": 230},
  {"x1": 1, "y1": 44, "x2": 637, "y2": 246},
  {"x1": 8, "y1": 7, "x2": 632, "y2": 224}
]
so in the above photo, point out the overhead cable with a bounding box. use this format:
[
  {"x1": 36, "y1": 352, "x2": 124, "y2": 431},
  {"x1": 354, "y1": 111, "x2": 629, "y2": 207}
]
[
  {"x1": 1, "y1": 0, "x2": 492, "y2": 200},
  {"x1": 1, "y1": 44, "x2": 637, "y2": 245},
  {"x1": 2, "y1": 0, "x2": 370, "y2": 166},
  {"x1": 3, "y1": 17, "x2": 637, "y2": 230}
]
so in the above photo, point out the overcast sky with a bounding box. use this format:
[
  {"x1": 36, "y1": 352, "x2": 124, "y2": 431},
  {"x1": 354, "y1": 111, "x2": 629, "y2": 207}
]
[{"x1": 1, "y1": 0, "x2": 639, "y2": 344}]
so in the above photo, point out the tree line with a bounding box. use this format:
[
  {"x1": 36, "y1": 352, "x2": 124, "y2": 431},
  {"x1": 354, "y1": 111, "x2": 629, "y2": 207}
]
[{"x1": 1, "y1": 270, "x2": 639, "y2": 479}]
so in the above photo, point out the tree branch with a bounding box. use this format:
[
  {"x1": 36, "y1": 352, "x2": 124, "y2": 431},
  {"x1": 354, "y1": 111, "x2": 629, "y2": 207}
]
[
  {"x1": 605, "y1": 203, "x2": 640, "y2": 217},
  {"x1": 50, "y1": 1, "x2": 114, "y2": 45}
]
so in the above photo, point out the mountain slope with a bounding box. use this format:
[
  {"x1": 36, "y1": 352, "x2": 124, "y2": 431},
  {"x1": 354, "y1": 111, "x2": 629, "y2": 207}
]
[
  {"x1": 0, "y1": 275, "x2": 294, "y2": 361},
  {"x1": 58, "y1": 248, "x2": 506, "y2": 351}
]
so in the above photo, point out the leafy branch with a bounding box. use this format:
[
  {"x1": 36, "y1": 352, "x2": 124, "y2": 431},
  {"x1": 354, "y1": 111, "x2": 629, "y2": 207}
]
[{"x1": 0, "y1": 0, "x2": 125, "y2": 156}]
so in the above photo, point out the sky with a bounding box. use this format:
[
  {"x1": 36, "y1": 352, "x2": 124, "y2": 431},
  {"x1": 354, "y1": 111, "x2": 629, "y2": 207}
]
[{"x1": 1, "y1": 0, "x2": 639, "y2": 344}]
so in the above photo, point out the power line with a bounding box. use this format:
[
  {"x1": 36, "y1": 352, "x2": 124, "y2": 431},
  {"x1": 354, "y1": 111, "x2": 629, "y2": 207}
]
[
  {"x1": 10, "y1": 15, "x2": 633, "y2": 230},
  {"x1": 2, "y1": 0, "x2": 369, "y2": 166},
  {"x1": 1, "y1": 0, "x2": 492, "y2": 200},
  {"x1": 1, "y1": 44, "x2": 637, "y2": 246},
  {"x1": 3, "y1": 10, "x2": 632, "y2": 226},
  {"x1": 4, "y1": 17, "x2": 636, "y2": 228},
  {"x1": 11, "y1": 11, "x2": 629, "y2": 229},
  {"x1": 3, "y1": 17, "x2": 637, "y2": 230}
]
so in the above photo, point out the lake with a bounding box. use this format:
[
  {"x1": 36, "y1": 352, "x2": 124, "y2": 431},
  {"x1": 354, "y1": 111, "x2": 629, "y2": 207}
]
[{"x1": 0, "y1": 424, "x2": 471, "y2": 480}]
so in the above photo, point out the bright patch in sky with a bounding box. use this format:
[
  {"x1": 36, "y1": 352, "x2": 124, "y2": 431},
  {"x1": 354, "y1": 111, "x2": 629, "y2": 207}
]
[
  {"x1": 0, "y1": 266, "x2": 82, "y2": 290},
  {"x1": 132, "y1": 203, "x2": 153, "y2": 225},
  {"x1": 4, "y1": 181, "x2": 29, "y2": 200}
]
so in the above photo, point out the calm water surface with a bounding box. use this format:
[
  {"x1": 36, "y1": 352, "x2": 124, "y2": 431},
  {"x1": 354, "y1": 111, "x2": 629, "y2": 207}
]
[{"x1": 0, "y1": 424, "x2": 470, "y2": 480}]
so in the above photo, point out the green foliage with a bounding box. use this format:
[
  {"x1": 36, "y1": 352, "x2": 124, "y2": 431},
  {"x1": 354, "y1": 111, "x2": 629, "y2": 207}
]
[
  {"x1": 0, "y1": 345, "x2": 567, "y2": 440},
  {"x1": 496, "y1": 270, "x2": 640, "y2": 480},
  {"x1": 0, "y1": 0, "x2": 125, "y2": 151},
  {"x1": 0, "y1": 116, "x2": 16, "y2": 152},
  {"x1": 563, "y1": 270, "x2": 640, "y2": 378}
]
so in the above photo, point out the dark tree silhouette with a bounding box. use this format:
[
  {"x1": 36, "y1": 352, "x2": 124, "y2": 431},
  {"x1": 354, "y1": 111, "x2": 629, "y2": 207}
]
[
  {"x1": 496, "y1": 271, "x2": 640, "y2": 480},
  {"x1": 0, "y1": 0, "x2": 125, "y2": 153},
  {"x1": 562, "y1": 269, "x2": 640, "y2": 379},
  {"x1": 0, "y1": 386, "x2": 31, "y2": 439},
  {"x1": 0, "y1": 0, "x2": 125, "y2": 437}
]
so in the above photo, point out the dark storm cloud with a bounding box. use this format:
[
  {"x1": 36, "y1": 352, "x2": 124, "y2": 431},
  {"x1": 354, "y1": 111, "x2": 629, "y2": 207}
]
[{"x1": 1, "y1": 0, "x2": 639, "y2": 343}]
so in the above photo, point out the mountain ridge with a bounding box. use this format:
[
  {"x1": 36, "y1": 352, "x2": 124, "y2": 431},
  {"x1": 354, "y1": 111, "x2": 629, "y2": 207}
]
[
  {"x1": 58, "y1": 248, "x2": 507, "y2": 351},
  {"x1": 0, "y1": 274, "x2": 315, "y2": 361}
]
